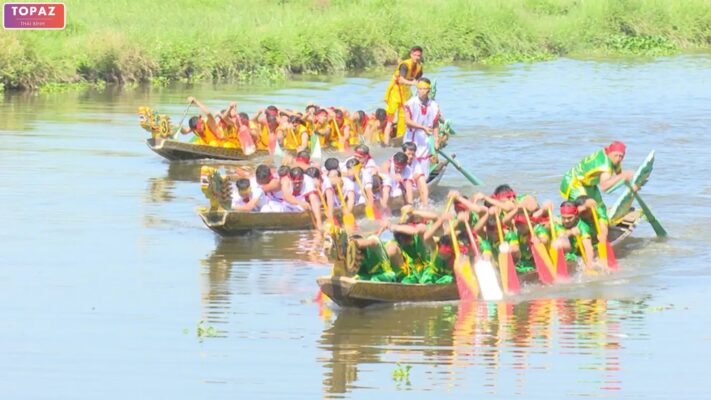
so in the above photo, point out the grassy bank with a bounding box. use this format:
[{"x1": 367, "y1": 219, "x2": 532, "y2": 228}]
[{"x1": 1, "y1": 0, "x2": 709, "y2": 91}]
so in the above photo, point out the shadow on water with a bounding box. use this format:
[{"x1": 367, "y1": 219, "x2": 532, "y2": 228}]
[{"x1": 318, "y1": 297, "x2": 650, "y2": 397}]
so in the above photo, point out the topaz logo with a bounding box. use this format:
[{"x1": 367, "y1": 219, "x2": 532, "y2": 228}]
[{"x1": 4, "y1": 3, "x2": 65, "y2": 29}]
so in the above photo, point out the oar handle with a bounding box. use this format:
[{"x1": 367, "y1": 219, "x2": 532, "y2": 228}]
[
  {"x1": 590, "y1": 205, "x2": 603, "y2": 233},
  {"x1": 172, "y1": 102, "x2": 192, "y2": 138},
  {"x1": 464, "y1": 219, "x2": 481, "y2": 258},
  {"x1": 436, "y1": 150, "x2": 483, "y2": 186},
  {"x1": 449, "y1": 221, "x2": 461, "y2": 258},
  {"x1": 624, "y1": 181, "x2": 668, "y2": 238},
  {"x1": 522, "y1": 207, "x2": 535, "y2": 235},
  {"x1": 494, "y1": 210, "x2": 505, "y2": 244},
  {"x1": 548, "y1": 205, "x2": 558, "y2": 241}
]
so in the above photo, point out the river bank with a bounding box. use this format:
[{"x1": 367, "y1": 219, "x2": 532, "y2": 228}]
[{"x1": 1, "y1": 0, "x2": 710, "y2": 91}]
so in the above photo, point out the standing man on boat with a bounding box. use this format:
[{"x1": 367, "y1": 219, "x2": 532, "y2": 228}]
[
  {"x1": 403, "y1": 77, "x2": 440, "y2": 207},
  {"x1": 383, "y1": 46, "x2": 424, "y2": 145},
  {"x1": 560, "y1": 141, "x2": 637, "y2": 243}
]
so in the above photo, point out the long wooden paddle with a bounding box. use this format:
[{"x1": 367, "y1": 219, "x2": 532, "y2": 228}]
[
  {"x1": 495, "y1": 210, "x2": 520, "y2": 295},
  {"x1": 575, "y1": 234, "x2": 596, "y2": 276},
  {"x1": 335, "y1": 182, "x2": 355, "y2": 233},
  {"x1": 436, "y1": 150, "x2": 483, "y2": 186},
  {"x1": 548, "y1": 205, "x2": 569, "y2": 281},
  {"x1": 353, "y1": 171, "x2": 376, "y2": 221},
  {"x1": 449, "y1": 222, "x2": 477, "y2": 301},
  {"x1": 624, "y1": 182, "x2": 667, "y2": 238},
  {"x1": 522, "y1": 208, "x2": 556, "y2": 285},
  {"x1": 444, "y1": 198, "x2": 476, "y2": 301},
  {"x1": 332, "y1": 118, "x2": 346, "y2": 152},
  {"x1": 590, "y1": 207, "x2": 619, "y2": 271},
  {"x1": 464, "y1": 219, "x2": 503, "y2": 301},
  {"x1": 317, "y1": 187, "x2": 337, "y2": 234},
  {"x1": 171, "y1": 102, "x2": 192, "y2": 139}
]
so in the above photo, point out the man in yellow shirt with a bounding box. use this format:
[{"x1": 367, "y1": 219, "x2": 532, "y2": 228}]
[{"x1": 383, "y1": 46, "x2": 423, "y2": 145}]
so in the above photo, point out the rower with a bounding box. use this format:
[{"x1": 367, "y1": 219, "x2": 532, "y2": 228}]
[
  {"x1": 306, "y1": 167, "x2": 335, "y2": 225},
  {"x1": 283, "y1": 167, "x2": 322, "y2": 230},
  {"x1": 380, "y1": 151, "x2": 415, "y2": 208},
  {"x1": 546, "y1": 201, "x2": 595, "y2": 271},
  {"x1": 181, "y1": 96, "x2": 225, "y2": 146},
  {"x1": 364, "y1": 108, "x2": 387, "y2": 145},
  {"x1": 255, "y1": 164, "x2": 286, "y2": 212},
  {"x1": 231, "y1": 178, "x2": 267, "y2": 212},
  {"x1": 401, "y1": 141, "x2": 430, "y2": 207},
  {"x1": 349, "y1": 234, "x2": 397, "y2": 282}
]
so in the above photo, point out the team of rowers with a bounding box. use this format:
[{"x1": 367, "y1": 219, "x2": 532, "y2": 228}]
[
  {"x1": 216, "y1": 138, "x2": 448, "y2": 231},
  {"x1": 179, "y1": 46, "x2": 431, "y2": 154},
  {"x1": 347, "y1": 140, "x2": 641, "y2": 284}
]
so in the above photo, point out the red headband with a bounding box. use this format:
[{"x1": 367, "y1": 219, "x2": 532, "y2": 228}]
[
  {"x1": 295, "y1": 156, "x2": 310, "y2": 164},
  {"x1": 560, "y1": 204, "x2": 579, "y2": 216},
  {"x1": 439, "y1": 244, "x2": 453, "y2": 255},
  {"x1": 438, "y1": 243, "x2": 469, "y2": 255},
  {"x1": 454, "y1": 201, "x2": 467, "y2": 213},
  {"x1": 360, "y1": 115, "x2": 369, "y2": 130},
  {"x1": 355, "y1": 150, "x2": 369, "y2": 158},
  {"x1": 605, "y1": 141, "x2": 626, "y2": 155},
  {"x1": 493, "y1": 190, "x2": 516, "y2": 200}
]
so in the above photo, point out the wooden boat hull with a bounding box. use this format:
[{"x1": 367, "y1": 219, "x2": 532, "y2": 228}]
[
  {"x1": 319, "y1": 208, "x2": 644, "y2": 307},
  {"x1": 146, "y1": 138, "x2": 269, "y2": 161},
  {"x1": 317, "y1": 276, "x2": 458, "y2": 308},
  {"x1": 199, "y1": 163, "x2": 448, "y2": 235}
]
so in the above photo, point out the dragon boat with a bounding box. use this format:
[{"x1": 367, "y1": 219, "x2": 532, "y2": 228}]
[
  {"x1": 198, "y1": 160, "x2": 449, "y2": 235},
  {"x1": 317, "y1": 151, "x2": 657, "y2": 308},
  {"x1": 138, "y1": 106, "x2": 455, "y2": 162}
]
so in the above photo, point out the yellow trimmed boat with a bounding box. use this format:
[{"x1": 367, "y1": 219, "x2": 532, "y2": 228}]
[{"x1": 199, "y1": 161, "x2": 449, "y2": 235}]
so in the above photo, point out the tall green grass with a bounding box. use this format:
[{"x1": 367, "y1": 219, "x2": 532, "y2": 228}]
[{"x1": 1, "y1": 0, "x2": 709, "y2": 90}]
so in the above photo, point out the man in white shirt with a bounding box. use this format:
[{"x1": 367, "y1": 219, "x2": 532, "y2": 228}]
[
  {"x1": 380, "y1": 151, "x2": 414, "y2": 208},
  {"x1": 231, "y1": 178, "x2": 268, "y2": 212},
  {"x1": 403, "y1": 77, "x2": 439, "y2": 194}
]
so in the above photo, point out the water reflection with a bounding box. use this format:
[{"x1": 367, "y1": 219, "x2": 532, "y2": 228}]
[
  {"x1": 199, "y1": 231, "x2": 328, "y2": 324},
  {"x1": 319, "y1": 297, "x2": 649, "y2": 397}
]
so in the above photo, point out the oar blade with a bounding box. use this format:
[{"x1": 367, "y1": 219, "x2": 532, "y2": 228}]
[
  {"x1": 498, "y1": 248, "x2": 520, "y2": 295},
  {"x1": 454, "y1": 256, "x2": 478, "y2": 301},
  {"x1": 552, "y1": 247, "x2": 569, "y2": 281},
  {"x1": 365, "y1": 205, "x2": 375, "y2": 221},
  {"x1": 474, "y1": 259, "x2": 503, "y2": 301},
  {"x1": 343, "y1": 212, "x2": 356, "y2": 233},
  {"x1": 531, "y1": 242, "x2": 555, "y2": 285},
  {"x1": 605, "y1": 240, "x2": 619, "y2": 271}
]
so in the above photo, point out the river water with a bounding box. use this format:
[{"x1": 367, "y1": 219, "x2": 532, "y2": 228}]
[{"x1": 1, "y1": 54, "x2": 710, "y2": 399}]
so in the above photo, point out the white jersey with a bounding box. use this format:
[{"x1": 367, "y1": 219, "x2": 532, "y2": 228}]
[
  {"x1": 292, "y1": 175, "x2": 317, "y2": 202},
  {"x1": 232, "y1": 178, "x2": 268, "y2": 211},
  {"x1": 332, "y1": 177, "x2": 356, "y2": 208},
  {"x1": 382, "y1": 157, "x2": 413, "y2": 197},
  {"x1": 404, "y1": 96, "x2": 440, "y2": 160}
]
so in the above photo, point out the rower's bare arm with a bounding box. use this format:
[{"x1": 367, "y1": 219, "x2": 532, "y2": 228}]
[
  {"x1": 484, "y1": 195, "x2": 515, "y2": 212},
  {"x1": 472, "y1": 212, "x2": 489, "y2": 234},
  {"x1": 390, "y1": 223, "x2": 421, "y2": 236},
  {"x1": 424, "y1": 213, "x2": 450, "y2": 242},
  {"x1": 188, "y1": 97, "x2": 213, "y2": 116}
]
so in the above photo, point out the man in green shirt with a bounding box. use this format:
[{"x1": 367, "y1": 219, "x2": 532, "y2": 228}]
[{"x1": 560, "y1": 141, "x2": 637, "y2": 243}]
